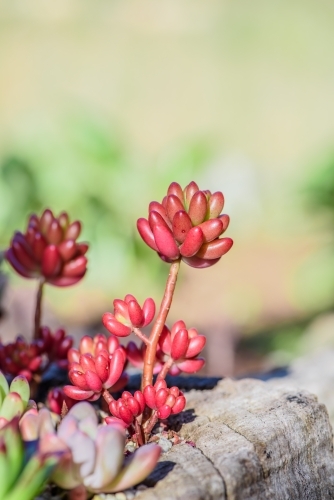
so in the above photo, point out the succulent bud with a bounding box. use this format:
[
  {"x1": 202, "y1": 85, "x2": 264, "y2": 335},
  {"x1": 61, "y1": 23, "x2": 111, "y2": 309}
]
[
  {"x1": 6, "y1": 209, "x2": 88, "y2": 286},
  {"x1": 64, "y1": 334, "x2": 127, "y2": 401},
  {"x1": 102, "y1": 295, "x2": 155, "y2": 337},
  {"x1": 137, "y1": 181, "x2": 233, "y2": 268},
  {"x1": 143, "y1": 380, "x2": 185, "y2": 419},
  {"x1": 158, "y1": 322, "x2": 206, "y2": 376}
]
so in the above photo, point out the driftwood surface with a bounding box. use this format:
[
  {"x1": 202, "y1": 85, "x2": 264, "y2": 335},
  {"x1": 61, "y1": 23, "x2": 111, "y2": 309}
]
[{"x1": 127, "y1": 378, "x2": 334, "y2": 500}]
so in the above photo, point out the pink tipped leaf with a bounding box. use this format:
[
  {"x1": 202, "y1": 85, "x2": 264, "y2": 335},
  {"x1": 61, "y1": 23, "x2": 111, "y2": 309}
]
[
  {"x1": 128, "y1": 300, "x2": 144, "y2": 327},
  {"x1": 41, "y1": 245, "x2": 62, "y2": 277},
  {"x1": 142, "y1": 298, "x2": 155, "y2": 326},
  {"x1": 152, "y1": 225, "x2": 180, "y2": 260},
  {"x1": 166, "y1": 195, "x2": 184, "y2": 222},
  {"x1": 188, "y1": 191, "x2": 207, "y2": 225},
  {"x1": 171, "y1": 329, "x2": 189, "y2": 360},
  {"x1": 177, "y1": 358, "x2": 205, "y2": 373},
  {"x1": 186, "y1": 335, "x2": 206, "y2": 358},
  {"x1": 137, "y1": 218, "x2": 158, "y2": 251},
  {"x1": 208, "y1": 192, "x2": 224, "y2": 218},
  {"x1": 102, "y1": 313, "x2": 132, "y2": 337},
  {"x1": 179, "y1": 226, "x2": 204, "y2": 257},
  {"x1": 196, "y1": 237, "x2": 233, "y2": 259}
]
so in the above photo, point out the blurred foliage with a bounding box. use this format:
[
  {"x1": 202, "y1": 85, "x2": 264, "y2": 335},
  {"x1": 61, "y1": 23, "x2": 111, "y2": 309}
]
[
  {"x1": 305, "y1": 151, "x2": 334, "y2": 222},
  {"x1": 0, "y1": 113, "x2": 213, "y2": 296}
]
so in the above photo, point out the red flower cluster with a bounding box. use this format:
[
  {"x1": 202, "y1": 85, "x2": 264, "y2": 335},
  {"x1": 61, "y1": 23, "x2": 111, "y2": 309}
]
[
  {"x1": 64, "y1": 334, "x2": 127, "y2": 401},
  {"x1": 108, "y1": 390, "x2": 146, "y2": 426},
  {"x1": 137, "y1": 181, "x2": 233, "y2": 268},
  {"x1": 0, "y1": 336, "x2": 43, "y2": 382},
  {"x1": 40, "y1": 327, "x2": 73, "y2": 370},
  {"x1": 0, "y1": 328, "x2": 74, "y2": 382},
  {"x1": 143, "y1": 379, "x2": 186, "y2": 419},
  {"x1": 159, "y1": 321, "x2": 206, "y2": 375},
  {"x1": 6, "y1": 209, "x2": 88, "y2": 286},
  {"x1": 102, "y1": 294, "x2": 155, "y2": 337}
]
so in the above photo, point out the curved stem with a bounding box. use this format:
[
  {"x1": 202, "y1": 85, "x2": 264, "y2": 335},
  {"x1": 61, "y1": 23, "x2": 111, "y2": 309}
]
[
  {"x1": 132, "y1": 327, "x2": 149, "y2": 345},
  {"x1": 157, "y1": 357, "x2": 174, "y2": 380},
  {"x1": 102, "y1": 389, "x2": 114, "y2": 406},
  {"x1": 135, "y1": 418, "x2": 144, "y2": 446},
  {"x1": 144, "y1": 410, "x2": 158, "y2": 437},
  {"x1": 33, "y1": 279, "x2": 45, "y2": 340},
  {"x1": 142, "y1": 260, "x2": 180, "y2": 390}
]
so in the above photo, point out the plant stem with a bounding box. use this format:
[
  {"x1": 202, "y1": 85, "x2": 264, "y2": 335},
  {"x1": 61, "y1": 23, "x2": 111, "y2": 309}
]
[
  {"x1": 142, "y1": 260, "x2": 181, "y2": 390},
  {"x1": 157, "y1": 358, "x2": 174, "y2": 380},
  {"x1": 135, "y1": 418, "x2": 144, "y2": 446},
  {"x1": 33, "y1": 279, "x2": 44, "y2": 340},
  {"x1": 144, "y1": 411, "x2": 158, "y2": 437},
  {"x1": 102, "y1": 389, "x2": 114, "y2": 407},
  {"x1": 132, "y1": 327, "x2": 149, "y2": 345}
]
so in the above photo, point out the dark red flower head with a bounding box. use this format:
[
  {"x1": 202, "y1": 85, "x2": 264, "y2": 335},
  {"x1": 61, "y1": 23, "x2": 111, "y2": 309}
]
[
  {"x1": 6, "y1": 209, "x2": 89, "y2": 286},
  {"x1": 0, "y1": 336, "x2": 44, "y2": 382},
  {"x1": 39, "y1": 327, "x2": 73, "y2": 370},
  {"x1": 143, "y1": 379, "x2": 186, "y2": 419},
  {"x1": 158, "y1": 320, "x2": 206, "y2": 376},
  {"x1": 102, "y1": 294, "x2": 155, "y2": 337},
  {"x1": 64, "y1": 334, "x2": 127, "y2": 401},
  {"x1": 137, "y1": 181, "x2": 233, "y2": 268}
]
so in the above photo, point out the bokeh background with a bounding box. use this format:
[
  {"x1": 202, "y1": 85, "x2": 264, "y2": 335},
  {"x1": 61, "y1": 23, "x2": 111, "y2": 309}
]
[{"x1": 1, "y1": 0, "x2": 334, "y2": 377}]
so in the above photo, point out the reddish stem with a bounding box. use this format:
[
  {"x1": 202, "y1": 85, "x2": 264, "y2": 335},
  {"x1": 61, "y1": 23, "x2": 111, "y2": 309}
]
[
  {"x1": 34, "y1": 279, "x2": 44, "y2": 340},
  {"x1": 135, "y1": 418, "x2": 144, "y2": 446},
  {"x1": 132, "y1": 327, "x2": 149, "y2": 345},
  {"x1": 157, "y1": 357, "x2": 174, "y2": 380},
  {"x1": 144, "y1": 411, "x2": 159, "y2": 437},
  {"x1": 142, "y1": 260, "x2": 180, "y2": 389},
  {"x1": 102, "y1": 389, "x2": 114, "y2": 406}
]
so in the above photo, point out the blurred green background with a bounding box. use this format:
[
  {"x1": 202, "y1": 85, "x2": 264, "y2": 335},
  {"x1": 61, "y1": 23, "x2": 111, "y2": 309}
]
[{"x1": 1, "y1": 0, "x2": 334, "y2": 376}]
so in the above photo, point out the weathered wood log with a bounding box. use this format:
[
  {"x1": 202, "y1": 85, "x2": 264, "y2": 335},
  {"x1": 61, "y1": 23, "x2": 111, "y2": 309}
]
[{"x1": 131, "y1": 378, "x2": 334, "y2": 500}]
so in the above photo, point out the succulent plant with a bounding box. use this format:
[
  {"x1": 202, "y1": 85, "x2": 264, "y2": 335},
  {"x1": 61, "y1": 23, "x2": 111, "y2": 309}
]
[
  {"x1": 64, "y1": 335, "x2": 127, "y2": 401},
  {"x1": 137, "y1": 181, "x2": 233, "y2": 268},
  {"x1": 143, "y1": 379, "x2": 186, "y2": 419},
  {"x1": 102, "y1": 294, "x2": 155, "y2": 337},
  {"x1": 39, "y1": 326, "x2": 73, "y2": 370},
  {"x1": 0, "y1": 418, "x2": 62, "y2": 500},
  {"x1": 20, "y1": 402, "x2": 161, "y2": 496},
  {"x1": 0, "y1": 337, "x2": 44, "y2": 382},
  {"x1": 158, "y1": 320, "x2": 206, "y2": 376},
  {"x1": 5, "y1": 209, "x2": 89, "y2": 338},
  {"x1": 0, "y1": 372, "x2": 31, "y2": 428},
  {"x1": 108, "y1": 390, "x2": 146, "y2": 426},
  {"x1": 5, "y1": 209, "x2": 88, "y2": 287}
]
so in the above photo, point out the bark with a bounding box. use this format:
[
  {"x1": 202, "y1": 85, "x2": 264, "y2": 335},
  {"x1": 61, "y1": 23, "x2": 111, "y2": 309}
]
[{"x1": 132, "y1": 378, "x2": 334, "y2": 500}]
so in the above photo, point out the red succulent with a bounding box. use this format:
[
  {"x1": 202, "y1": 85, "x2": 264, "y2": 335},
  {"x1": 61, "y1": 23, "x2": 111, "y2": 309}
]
[
  {"x1": 108, "y1": 390, "x2": 146, "y2": 426},
  {"x1": 6, "y1": 209, "x2": 89, "y2": 286},
  {"x1": 137, "y1": 181, "x2": 233, "y2": 268},
  {"x1": 143, "y1": 379, "x2": 186, "y2": 419},
  {"x1": 0, "y1": 336, "x2": 44, "y2": 382},
  {"x1": 102, "y1": 294, "x2": 155, "y2": 337},
  {"x1": 64, "y1": 334, "x2": 127, "y2": 401},
  {"x1": 39, "y1": 326, "x2": 73, "y2": 370},
  {"x1": 158, "y1": 321, "x2": 206, "y2": 375}
]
